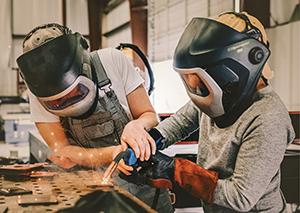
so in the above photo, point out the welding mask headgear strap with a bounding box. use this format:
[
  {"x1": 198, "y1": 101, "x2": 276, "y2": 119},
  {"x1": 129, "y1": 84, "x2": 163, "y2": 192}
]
[{"x1": 219, "y1": 12, "x2": 266, "y2": 46}]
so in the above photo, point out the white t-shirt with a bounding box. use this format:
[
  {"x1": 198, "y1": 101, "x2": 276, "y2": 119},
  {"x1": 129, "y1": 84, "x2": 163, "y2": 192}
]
[{"x1": 28, "y1": 48, "x2": 144, "y2": 123}]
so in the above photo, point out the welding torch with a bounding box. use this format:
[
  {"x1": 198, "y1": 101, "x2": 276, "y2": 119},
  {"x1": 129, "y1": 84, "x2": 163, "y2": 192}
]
[
  {"x1": 102, "y1": 150, "x2": 131, "y2": 184},
  {"x1": 102, "y1": 128, "x2": 164, "y2": 183}
]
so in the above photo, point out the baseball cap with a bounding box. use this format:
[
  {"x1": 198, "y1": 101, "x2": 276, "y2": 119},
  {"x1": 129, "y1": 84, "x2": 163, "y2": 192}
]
[
  {"x1": 22, "y1": 23, "x2": 72, "y2": 53},
  {"x1": 216, "y1": 12, "x2": 273, "y2": 79}
]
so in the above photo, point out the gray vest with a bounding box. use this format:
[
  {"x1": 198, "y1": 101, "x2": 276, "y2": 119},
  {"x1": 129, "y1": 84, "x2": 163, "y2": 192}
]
[
  {"x1": 58, "y1": 52, "x2": 174, "y2": 213},
  {"x1": 61, "y1": 51, "x2": 130, "y2": 148}
]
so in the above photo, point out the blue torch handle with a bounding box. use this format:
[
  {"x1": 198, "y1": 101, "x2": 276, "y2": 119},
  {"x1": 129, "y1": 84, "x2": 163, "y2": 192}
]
[
  {"x1": 123, "y1": 129, "x2": 164, "y2": 166},
  {"x1": 124, "y1": 148, "x2": 137, "y2": 166}
]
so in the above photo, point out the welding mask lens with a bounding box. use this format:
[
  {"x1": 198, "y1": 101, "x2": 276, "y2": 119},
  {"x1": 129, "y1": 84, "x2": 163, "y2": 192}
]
[
  {"x1": 181, "y1": 73, "x2": 210, "y2": 97},
  {"x1": 44, "y1": 83, "x2": 89, "y2": 110}
]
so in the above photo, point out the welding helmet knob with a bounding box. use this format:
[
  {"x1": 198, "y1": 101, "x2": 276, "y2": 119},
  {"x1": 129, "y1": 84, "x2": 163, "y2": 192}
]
[{"x1": 249, "y1": 47, "x2": 264, "y2": 64}]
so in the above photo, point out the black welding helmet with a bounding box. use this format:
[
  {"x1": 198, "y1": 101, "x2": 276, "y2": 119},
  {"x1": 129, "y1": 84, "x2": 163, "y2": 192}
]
[
  {"x1": 173, "y1": 12, "x2": 272, "y2": 127},
  {"x1": 16, "y1": 23, "x2": 97, "y2": 118}
]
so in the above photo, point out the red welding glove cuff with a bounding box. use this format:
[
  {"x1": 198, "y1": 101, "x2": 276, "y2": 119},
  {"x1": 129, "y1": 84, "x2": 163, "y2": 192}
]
[{"x1": 174, "y1": 158, "x2": 218, "y2": 205}]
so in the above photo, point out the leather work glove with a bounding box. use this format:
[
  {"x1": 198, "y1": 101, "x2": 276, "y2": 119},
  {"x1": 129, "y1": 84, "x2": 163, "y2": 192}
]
[{"x1": 120, "y1": 151, "x2": 219, "y2": 205}]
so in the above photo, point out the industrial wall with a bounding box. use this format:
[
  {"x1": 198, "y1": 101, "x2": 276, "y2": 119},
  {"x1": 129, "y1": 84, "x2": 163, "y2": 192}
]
[
  {"x1": 149, "y1": 0, "x2": 299, "y2": 112},
  {"x1": 0, "y1": 0, "x2": 299, "y2": 113}
]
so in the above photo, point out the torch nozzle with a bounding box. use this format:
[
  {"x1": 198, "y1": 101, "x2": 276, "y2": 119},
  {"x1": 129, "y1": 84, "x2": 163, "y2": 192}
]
[
  {"x1": 102, "y1": 161, "x2": 118, "y2": 183},
  {"x1": 101, "y1": 150, "x2": 131, "y2": 184}
]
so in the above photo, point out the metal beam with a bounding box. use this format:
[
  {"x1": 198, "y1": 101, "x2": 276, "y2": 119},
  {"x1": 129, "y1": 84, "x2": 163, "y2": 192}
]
[
  {"x1": 129, "y1": 0, "x2": 148, "y2": 71},
  {"x1": 62, "y1": 0, "x2": 67, "y2": 26},
  {"x1": 241, "y1": 0, "x2": 270, "y2": 28},
  {"x1": 87, "y1": 0, "x2": 109, "y2": 51}
]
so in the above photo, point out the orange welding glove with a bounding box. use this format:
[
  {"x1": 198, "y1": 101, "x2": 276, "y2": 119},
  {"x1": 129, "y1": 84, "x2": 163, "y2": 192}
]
[{"x1": 172, "y1": 158, "x2": 218, "y2": 205}]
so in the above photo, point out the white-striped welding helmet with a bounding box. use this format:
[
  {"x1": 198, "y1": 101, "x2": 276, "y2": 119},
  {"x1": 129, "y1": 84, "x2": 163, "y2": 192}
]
[{"x1": 173, "y1": 13, "x2": 270, "y2": 127}]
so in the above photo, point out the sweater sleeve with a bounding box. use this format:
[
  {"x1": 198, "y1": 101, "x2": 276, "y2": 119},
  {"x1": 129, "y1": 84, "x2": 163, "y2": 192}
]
[{"x1": 156, "y1": 100, "x2": 200, "y2": 149}]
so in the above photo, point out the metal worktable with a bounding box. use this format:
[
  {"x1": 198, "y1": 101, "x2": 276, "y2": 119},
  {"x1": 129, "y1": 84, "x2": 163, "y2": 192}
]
[{"x1": 0, "y1": 168, "x2": 157, "y2": 212}]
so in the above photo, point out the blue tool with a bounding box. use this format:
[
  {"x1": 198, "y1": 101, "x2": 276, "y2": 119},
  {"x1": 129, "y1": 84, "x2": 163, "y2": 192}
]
[{"x1": 124, "y1": 129, "x2": 164, "y2": 166}]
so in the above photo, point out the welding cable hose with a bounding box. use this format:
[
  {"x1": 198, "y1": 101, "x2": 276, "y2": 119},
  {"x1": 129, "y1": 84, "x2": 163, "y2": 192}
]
[
  {"x1": 113, "y1": 150, "x2": 131, "y2": 164},
  {"x1": 110, "y1": 150, "x2": 152, "y2": 177},
  {"x1": 116, "y1": 43, "x2": 154, "y2": 96}
]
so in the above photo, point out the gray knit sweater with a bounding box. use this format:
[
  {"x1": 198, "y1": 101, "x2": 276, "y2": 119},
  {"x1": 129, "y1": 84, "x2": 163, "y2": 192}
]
[{"x1": 157, "y1": 85, "x2": 295, "y2": 212}]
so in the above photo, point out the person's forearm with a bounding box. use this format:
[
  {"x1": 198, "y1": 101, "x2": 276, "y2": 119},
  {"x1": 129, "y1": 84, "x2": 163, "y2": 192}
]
[
  {"x1": 57, "y1": 145, "x2": 121, "y2": 168},
  {"x1": 133, "y1": 111, "x2": 159, "y2": 130},
  {"x1": 156, "y1": 101, "x2": 200, "y2": 149},
  {"x1": 35, "y1": 122, "x2": 123, "y2": 168}
]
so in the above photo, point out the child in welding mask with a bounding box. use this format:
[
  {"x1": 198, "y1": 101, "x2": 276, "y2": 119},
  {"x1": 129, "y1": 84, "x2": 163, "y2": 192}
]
[
  {"x1": 16, "y1": 23, "x2": 173, "y2": 213},
  {"x1": 120, "y1": 12, "x2": 295, "y2": 213}
]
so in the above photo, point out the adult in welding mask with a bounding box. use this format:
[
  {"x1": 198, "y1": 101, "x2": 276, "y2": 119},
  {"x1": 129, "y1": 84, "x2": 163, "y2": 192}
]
[
  {"x1": 16, "y1": 23, "x2": 173, "y2": 213},
  {"x1": 120, "y1": 12, "x2": 295, "y2": 212}
]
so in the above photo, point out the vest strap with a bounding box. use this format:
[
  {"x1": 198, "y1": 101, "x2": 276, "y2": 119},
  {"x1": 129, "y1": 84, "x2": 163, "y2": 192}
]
[{"x1": 90, "y1": 51, "x2": 112, "y2": 89}]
